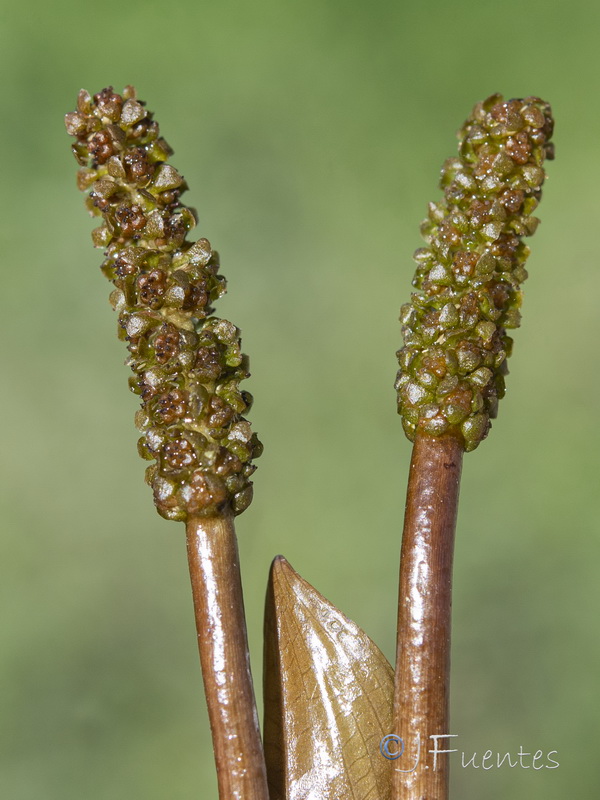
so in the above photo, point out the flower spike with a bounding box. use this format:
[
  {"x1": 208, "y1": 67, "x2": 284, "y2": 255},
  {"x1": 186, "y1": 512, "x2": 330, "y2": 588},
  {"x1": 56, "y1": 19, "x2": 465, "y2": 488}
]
[
  {"x1": 66, "y1": 86, "x2": 262, "y2": 519},
  {"x1": 395, "y1": 94, "x2": 554, "y2": 451}
]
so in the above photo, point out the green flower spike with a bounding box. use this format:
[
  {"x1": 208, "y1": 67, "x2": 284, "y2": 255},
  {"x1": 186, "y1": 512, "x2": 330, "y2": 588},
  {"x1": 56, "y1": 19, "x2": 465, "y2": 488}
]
[
  {"x1": 66, "y1": 86, "x2": 262, "y2": 520},
  {"x1": 395, "y1": 94, "x2": 554, "y2": 451}
]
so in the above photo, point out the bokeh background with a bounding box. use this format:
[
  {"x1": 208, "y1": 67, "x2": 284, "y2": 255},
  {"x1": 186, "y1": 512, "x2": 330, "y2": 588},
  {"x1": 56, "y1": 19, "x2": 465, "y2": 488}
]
[{"x1": 1, "y1": 0, "x2": 599, "y2": 797}]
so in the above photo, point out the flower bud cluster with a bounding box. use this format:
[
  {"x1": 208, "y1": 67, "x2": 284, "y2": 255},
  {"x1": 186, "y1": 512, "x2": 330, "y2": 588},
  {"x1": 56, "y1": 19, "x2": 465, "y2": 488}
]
[
  {"x1": 395, "y1": 95, "x2": 554, "y2": 451},
  {"x1": 66, "y1": 86, "x2": 262, "y2": 520}
]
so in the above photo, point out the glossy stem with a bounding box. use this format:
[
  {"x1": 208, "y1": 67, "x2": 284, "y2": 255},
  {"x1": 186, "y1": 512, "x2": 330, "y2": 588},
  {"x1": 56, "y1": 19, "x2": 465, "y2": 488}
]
[
  {"x1": 186, "y1": 514, "x2": 269, "y2": 800},
  {"x1": 392, "y1": 433, "x2": 464, "y2": 800}
]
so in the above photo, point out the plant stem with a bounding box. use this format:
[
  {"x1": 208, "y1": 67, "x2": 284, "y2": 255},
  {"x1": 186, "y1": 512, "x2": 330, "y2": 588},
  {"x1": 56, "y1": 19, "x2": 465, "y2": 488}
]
[
  {"x1": 392, "y1": 432, "x2": 463, "y2": 800},
  {"x1": 186, "y1": 514, "x2": 269, "y2": 800}
]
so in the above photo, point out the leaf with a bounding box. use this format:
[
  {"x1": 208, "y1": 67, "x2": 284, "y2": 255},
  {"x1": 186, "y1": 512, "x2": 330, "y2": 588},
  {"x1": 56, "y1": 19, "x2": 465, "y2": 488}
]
[{"x1": 263, "y1": 556, "x2": 393, "y2": 800}]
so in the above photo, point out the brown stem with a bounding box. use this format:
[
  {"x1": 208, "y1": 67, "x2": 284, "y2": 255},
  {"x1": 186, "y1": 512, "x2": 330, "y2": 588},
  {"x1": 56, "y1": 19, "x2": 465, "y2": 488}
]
[
  {"x1": 186, "y1": 514, "x2": 269, "y2": 800},
  {"x1": 392, "y1": 432, "x2": 464, "y2": 800}
]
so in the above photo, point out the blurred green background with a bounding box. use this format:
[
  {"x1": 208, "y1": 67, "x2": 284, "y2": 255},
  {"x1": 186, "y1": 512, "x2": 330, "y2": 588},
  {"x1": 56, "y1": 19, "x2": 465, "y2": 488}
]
[{"x1": 1, "y1": 0, "x2": 598, "y2": 797}]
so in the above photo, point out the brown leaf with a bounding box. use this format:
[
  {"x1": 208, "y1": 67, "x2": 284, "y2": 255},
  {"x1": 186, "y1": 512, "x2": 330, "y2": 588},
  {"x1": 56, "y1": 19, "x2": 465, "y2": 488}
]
[{"x1": 263, "y1": 556, "x2": 393, "y2": 800}]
